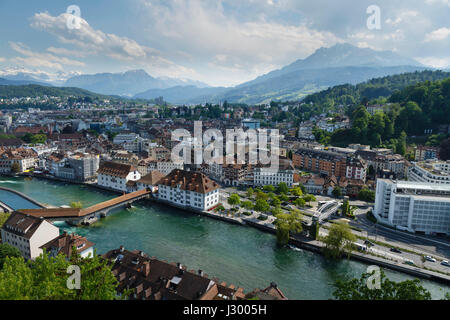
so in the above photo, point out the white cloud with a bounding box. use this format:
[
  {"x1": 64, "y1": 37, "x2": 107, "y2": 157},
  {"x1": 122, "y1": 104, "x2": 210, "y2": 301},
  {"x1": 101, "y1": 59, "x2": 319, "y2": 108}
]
[
  {"x1": 425, "y1": 0, "x2": 450, "y2": 6},
  {"x1": 138, "y1": 0, "x2": 342, "y2": 85},
  {"x1": 47, "y1": 47, "x2": 88, "y2": 58},
  {"x1": 385, "y1": 11, "x2": 418, "y2": 26},
  {"x1": 30, "y1": 12, "x2": 196, "y2": 78},
  {"x1": 415, "y1": 56, "x2": 450, "y2": 68},
  {"x1": 0, "y1": 57, "x2": 5, "y2": 63},
  {"x1": 9, "y1": 42, "x2": 85, "y2": 70},
  {"x1": 424, "y1": 27, "x2": 450, "y2": 42}
]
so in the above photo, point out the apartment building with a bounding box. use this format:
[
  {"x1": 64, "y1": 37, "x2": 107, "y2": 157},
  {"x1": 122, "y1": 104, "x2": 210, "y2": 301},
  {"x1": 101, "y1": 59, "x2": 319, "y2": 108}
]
[
  {"x1": 67, "y1": 153, "x2": 100, "y2": 182},
  {"x1": 293, "y1": 148, "x2": 347, "y2": 177},
  {"x1": 346, "y1": 157, "x2": 367, "y2": 181},
  {"x1": 408, "y1": 160, "x2": 450, "y2": 185},
  {"x1": 0, "y1": 147, "x2": 38, "y2": 173},
  {"x1": 415, "y1": 145, "x2": 439, "y2": 161},
  {"x1": 374, "y1": 179, "x2": 450, "y2": 235},
  {"x1": 1, "y1": 212, "x2": 60, "y2": 260},
  {"x1": 157, "y1": 170, "x2": 220, "y2": 211}
]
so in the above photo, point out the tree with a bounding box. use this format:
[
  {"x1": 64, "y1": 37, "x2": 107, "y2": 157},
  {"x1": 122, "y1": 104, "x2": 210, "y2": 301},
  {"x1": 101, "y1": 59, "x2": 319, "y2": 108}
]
[
  {"x1": 440, "y1": 138, "x2": 450, "y2": 161},
  {"x1": 255, "y1": 191, "x2": 269, "y2": 201},
  {"x1": 303, "y1": 194, "x2": 316, "y2": 206},
  {"x1": 277, "y1": 182, "x2": 289, "y2": 194},
  {"x1": 246, "y1": 187, "x2": 254, "y2": 198},
  {"x1": 70, "y1": 201, "x2": 83, "y2": 209},
  {"x1": 0, "y1": 212, "x2": 10, "y2": 228},
  {"x1": 241, "y1": 201, "x2": 254, "y2": 211},
  {"x1": 322, "y1": 222, "x2": 357, "y2": 259},
  {"x1": 274, "y1": 209, "x2": 303, "y2": 245},
  {"x1": 294, "y1": 198, "x2": 306, "y2": 207},
  {"x1": 227, "y1": 194, "x2": 241, "y2": 208},
  {"x1": 254, "y1": 199, "x2": 270, "y2": 213},
  {"x1": 291, "y1": 187, "x2": 303, "y2": 197},
  {"x1": 271, "y1": 197, "x2": 281, "y2": 208},
  {"x1": 0, "y1": 244, "x2": 21, "y2": 270},
  {"x1": 263, "y1": 185, "x2": 275, "y2": 193},
  {"x1": 333, "y1": 269, "x2": 432, "y2": 300},
  {"x1": 358, "y1": 188, "x2": 375, "y2": 202},
  {"x1": 0, "y1": 249, "x2": 122, "y2": 300},
  {"x1": 10, "y1": 162, "x2": 20, "y2": 173},
  {"x1": 341, "y1": 198, "x2": 350, "y2": 216},
  {"x1": 332, "y1": 186, "x2": 342, "y2": 198}
]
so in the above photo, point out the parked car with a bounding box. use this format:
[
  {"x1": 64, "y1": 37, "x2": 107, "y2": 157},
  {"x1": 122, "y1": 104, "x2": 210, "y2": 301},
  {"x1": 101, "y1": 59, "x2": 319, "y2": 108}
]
[
  {"x1": 390, "y1": 247, "x2": 402, "y2": 254},
  {"x1": 364, "y1": 240, "x2": 375, "y2": 247},
  {"x1": 404, "y1": 260, "x2": 415, "y2": 266},
  {"x1": 424, "y1": 256, "x2": 436, "y2": 263},
  {"x1": 441, "y1": 260, "x2": 450, "y2": 267}
]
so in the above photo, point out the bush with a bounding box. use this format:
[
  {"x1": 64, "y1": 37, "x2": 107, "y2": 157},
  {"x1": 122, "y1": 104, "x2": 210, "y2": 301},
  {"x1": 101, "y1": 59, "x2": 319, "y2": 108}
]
[
  {"x1": 258, "y1": 214, "x2": 268, "y2": 221},
  {"x1": 243, "y1": 211, "x2": 252, "y2": 216}
]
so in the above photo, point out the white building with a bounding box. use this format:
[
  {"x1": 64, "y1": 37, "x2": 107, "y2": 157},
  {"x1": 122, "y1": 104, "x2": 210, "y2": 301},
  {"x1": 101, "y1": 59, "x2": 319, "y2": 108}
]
[
  {"x1": 408, "y1": 160, "x2": 450, "y2": 185},
  {"x1": 253, "y1": 160, "x2": 294, "y2": 187},
  {"x1": 157, "y1": 170, "x2": 220, "y2": 211},
  {"x1": 97, "y1": 161, "x2": 141, "y2": 192},
  {"x1": 1, "y1": 212, "x2": 60, "y2": 260},
  {"x1": 374, "y1": 179, "x2": 450, "y2": 235},
  {"x1": 346, "y1": 158, "x2": 367, "y2": 181}
]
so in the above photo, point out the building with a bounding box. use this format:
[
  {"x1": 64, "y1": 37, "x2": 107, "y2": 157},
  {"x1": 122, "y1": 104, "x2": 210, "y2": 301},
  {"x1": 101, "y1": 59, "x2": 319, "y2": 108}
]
[
  {"x1": 0, "y1": 147, "x2": 38, "y2": 173},
  {"x1": 346, "y1": 158, "x2": 367, "y2": 181},
  {"x1": 242, "y1": 119, "x2": 260, "y2": 130},
  {"x1": 293, "y1": 148, "x2": 347, "y2": 178},
  {"x1": 374, "y1": 179, "x2": 450, "y2": 235},
  {"x1": 102, "y1": 247, "x2": 286, "y2": 300},
  {"x1": 40, "y1": 232, "x2": 95, "y2": 259},
  {"x1": 97, "y1": 161, "x2": 141, "y2": 192},
  {"x1": 157, "y1": 170, "x2": 220, "y2": 211},
  {"x1": 136, "y1": 171, "x2": 166, "y2": 193},
  {"x1": 67, "y1": 153, "x2": 100, "y2": 182},
  {"x1": 1, "y1": 212, "x2": 60, "y2": 260},
  {"x1": 415, "y1": 145, "x2": 439, "y2": 161},
  {"x1": 408, "y1": 160, "x2": 450, "y2": 185},
  {"x1": 253, "y1": 160, "x2": 294, "y2": 187}
]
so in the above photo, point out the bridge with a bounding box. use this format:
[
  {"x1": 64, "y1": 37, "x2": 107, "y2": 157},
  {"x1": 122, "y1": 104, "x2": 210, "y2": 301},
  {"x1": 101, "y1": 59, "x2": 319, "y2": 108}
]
[
  {"x1": 17, "y1": 189, "x2": 151, "y2": 225},
  {"x1": 312, "y1": 200, "x2": 341, "y2": 223}
]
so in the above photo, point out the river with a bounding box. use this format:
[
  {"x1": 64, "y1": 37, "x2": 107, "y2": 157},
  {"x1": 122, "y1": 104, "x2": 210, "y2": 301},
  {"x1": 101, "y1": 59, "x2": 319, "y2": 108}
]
[{"x1": 0, "y1": 176, "x2": 448, "y2": 300}]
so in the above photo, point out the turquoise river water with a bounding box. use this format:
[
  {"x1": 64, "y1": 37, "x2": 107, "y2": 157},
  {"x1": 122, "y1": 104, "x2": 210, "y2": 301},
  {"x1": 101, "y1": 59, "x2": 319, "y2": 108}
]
[{"x1": 0, "y1": 176, "x2": 449, "y2": 299}]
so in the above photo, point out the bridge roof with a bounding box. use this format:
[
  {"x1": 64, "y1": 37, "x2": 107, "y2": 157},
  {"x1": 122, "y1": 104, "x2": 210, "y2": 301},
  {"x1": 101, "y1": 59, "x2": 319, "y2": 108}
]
[{"x1": 18, "y1": 189, "x2": 150, "y2": 219}]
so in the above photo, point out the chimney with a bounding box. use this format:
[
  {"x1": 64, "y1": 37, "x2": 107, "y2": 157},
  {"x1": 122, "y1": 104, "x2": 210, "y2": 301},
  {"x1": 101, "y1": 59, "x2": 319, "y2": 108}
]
[
  {"x1": 177, "y1": 262, "x2": 182, "y2": 269},
  {"x1": 270, "y1": 282, "x2": 278, "y2": 288},
  {"x1": 198, "y1": 269, "x2": 203, "y2": 277},
  {"x1": 139, "y1": 250, "x2": 145, "y2": 257},
  {"x1": 142, "y1": 261, "x2": 150, "y2": 277},
  {"x1": 119, "y1": 246, "x2": 124, "y2": 252}
]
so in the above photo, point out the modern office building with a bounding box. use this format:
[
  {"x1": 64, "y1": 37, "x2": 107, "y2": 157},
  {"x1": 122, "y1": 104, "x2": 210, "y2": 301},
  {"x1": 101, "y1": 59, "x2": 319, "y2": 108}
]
[{"x1": 374, "y1": 179, "x2": 450, "y2": 235}]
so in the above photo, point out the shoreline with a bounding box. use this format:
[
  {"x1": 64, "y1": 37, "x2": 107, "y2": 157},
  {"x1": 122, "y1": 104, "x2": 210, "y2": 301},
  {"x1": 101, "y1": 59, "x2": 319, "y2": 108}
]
[{"x1": 4, "y1": 173, "x2": 450, "y2": 286}]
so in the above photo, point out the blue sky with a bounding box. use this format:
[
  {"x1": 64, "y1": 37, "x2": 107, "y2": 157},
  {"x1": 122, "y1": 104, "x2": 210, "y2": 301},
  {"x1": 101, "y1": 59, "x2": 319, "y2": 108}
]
[{"x1": 0, "y1": 0, "x2": 449, "y2": 86}]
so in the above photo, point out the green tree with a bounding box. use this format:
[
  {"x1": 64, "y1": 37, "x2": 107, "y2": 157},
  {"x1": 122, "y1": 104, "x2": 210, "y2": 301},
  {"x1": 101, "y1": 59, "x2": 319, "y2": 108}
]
[
  {"x1": 241, "y1": 200, "x2": 254, "y2": 211},
  {"x1": 263, "y1": 185, "x2": 275, "y2": 193},
  {"x1": 332, "y1": 186, "x2": 342, "y2": 198},
  {"x1": 274, "y1": 209, "x2": 303, "y2": 245},
  {"x1": 271, "y1": 197, "x2": 281, "y2": 208},
  {"x1": 0, "y1": 212, "x2": 10, "y2": 228},
  {"x1": 333, "y1": 269, "x2": 432, "y2": 300},
  {"x1": 277, "y1": 182, "x2": 289, "y2": 194},
  {"x1": 254, "y1": 199, "x2": 270, "y2": 213},
  {"x1": 246, "y1": 187, "x2": 254, "y2": 198},
  {"x1": 358, "y1": 188, "x2": 375, "y2": 202},
  {"x1": 255, "y1": 191, "x2": 269, "y2": 201},
  {"x1": 294, "y1": 198, "x2": 306, "y2": 207},
  {"x1": 0, "y1": 244, "x2": 21, "y2": 270},
  {"x1": 322, "y1": 222, "x2": 357, "y2": 260},
  {"x1": 303, "y1": 194, "x2": 316, "y2": 206},
  {"x1": 70, "y1": 201, "x2": 83, "y2": 209},
  {"x1": 227, "y1": 194, "x2": 241, "y2": 208},
  {"x1": 0, "y1": 249, "x2": 121, "y2": 300},
  {"x1": 291, "y1": 187, "x2": 303, "y2": 197}
]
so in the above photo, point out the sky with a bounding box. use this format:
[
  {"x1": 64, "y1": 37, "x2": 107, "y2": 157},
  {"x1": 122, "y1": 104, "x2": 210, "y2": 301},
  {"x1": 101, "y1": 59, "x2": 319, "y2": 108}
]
[{"x1": 0, "y1": 0, "x2": 449, "y2": 87}]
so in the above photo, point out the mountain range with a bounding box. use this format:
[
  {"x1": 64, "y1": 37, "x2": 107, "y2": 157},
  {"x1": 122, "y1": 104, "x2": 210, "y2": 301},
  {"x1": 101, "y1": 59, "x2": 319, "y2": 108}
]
[{"x1": 1, "y1": 43, "x2": 434, "y2": 104}]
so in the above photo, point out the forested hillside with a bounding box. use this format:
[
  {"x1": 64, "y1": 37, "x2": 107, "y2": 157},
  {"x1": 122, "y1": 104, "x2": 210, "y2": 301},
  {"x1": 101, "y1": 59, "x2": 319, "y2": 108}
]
[
  {"x1": 303, "y1": 70, "x2": 450, "y2": 107},
  {"x1": 314, "y1": 77, "x2": 450, "y2": 156}
]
